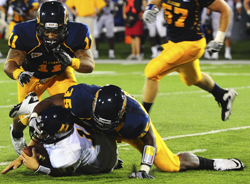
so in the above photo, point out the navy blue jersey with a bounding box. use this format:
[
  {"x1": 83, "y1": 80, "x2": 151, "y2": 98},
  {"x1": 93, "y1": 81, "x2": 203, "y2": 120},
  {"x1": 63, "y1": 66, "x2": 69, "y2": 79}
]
[
  {"x1": 63, "y1": 84, "x2": 150, "y2": 139},
  {"x1": 162, "y1": 0, "x2": 215, "y2": 42},
  {"x1": 8, "y1": 20, "x2": 92, "y2": 79}
]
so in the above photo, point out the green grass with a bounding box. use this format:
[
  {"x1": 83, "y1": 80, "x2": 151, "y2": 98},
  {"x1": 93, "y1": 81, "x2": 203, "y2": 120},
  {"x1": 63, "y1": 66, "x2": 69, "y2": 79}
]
[
  {"x1": 0, "y1": 62, "x2": 250, "y2": 183},
  {"x1": 1, "y1": 37, "x2": 250, "y2": 60}
]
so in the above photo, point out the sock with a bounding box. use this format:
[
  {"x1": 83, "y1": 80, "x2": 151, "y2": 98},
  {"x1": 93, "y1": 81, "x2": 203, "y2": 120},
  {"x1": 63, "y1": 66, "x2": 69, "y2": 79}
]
[
  {"x1": 142, "y1": 102, "x2": 153, "y2": 113},
  {"x1": 12, "y1": 129, "x2": 24, "y2": 139},
  {"x1": 197, "y1": 156, "x2": 214, "y2": 170},
  {"x1": 209, "y1": 83, "x2": 227, "y2": 100}
]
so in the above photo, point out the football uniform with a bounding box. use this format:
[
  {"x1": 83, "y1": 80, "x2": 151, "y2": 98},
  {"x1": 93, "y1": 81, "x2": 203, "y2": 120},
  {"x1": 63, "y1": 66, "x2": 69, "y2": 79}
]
[
  {"x1": 145, "y1": 0, "x2": 214, "y2": 85},
  {"x1": 63, "y1": 84, "x2": 180, "y2": 172},
  {"x1": 95, "y1": 0, "x2": 115, "y2": 39},
  {"x1": 7, "y1": 0, "x2": 39, "y2": 34},
  {"x1": 8, "y1": 20, "x2": 93, "y2": 125},
  {"x1": 44, "y1": 123, "x2": 118, "y2": 174}
]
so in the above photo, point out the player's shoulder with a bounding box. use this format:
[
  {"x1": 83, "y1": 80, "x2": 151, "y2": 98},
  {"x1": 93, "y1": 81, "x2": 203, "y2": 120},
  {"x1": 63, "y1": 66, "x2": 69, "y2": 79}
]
[
  {"x1": 9, "y1": 20, "x2": 38, "y2": 50},
  {"x1": 67, "y1": 84, "x2": 101, "y2": 94},
  {"x1": 67, "y1": 21, "x2": 90, "y2": 39},
  {"x1": 65, "y1": 21, "x2": 91, "y2": 50}
]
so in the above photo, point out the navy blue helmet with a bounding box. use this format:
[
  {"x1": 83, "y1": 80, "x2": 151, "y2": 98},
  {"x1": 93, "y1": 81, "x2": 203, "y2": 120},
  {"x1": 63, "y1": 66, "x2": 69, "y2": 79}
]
[
  {"x1": 36, "y1": 1, "x2": 69, "y2": 49},
  {"x1": 29, "y1": 106, "x2": 75, "y2": 144},
  {"x1": 92, "y1": 85, "x2": 127, "y2": 131}
]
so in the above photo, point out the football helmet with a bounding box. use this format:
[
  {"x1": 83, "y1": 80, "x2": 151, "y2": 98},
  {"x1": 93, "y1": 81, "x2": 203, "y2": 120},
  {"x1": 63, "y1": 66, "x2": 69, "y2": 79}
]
[
  {"x1": 29, "y1": 106, "x2": 75, "y2": 144},
  {"x1": 36, "y1": 1, "x2": 69, "y2": 50},
  {"x1": 92, "y1": 85, "x2": 127, "y2": 131}
]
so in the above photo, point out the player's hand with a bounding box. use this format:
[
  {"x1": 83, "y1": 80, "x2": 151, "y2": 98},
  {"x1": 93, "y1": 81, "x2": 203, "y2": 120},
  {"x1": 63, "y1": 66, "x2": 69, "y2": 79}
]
[
  {"x1": 205, "y1": 40, "x2": 223, "y2": 53},
  {"x1": 53, "y1": 48, "x2": 72, "y2": 67},
  {"x1": 1, "y1": 156, "x2": 23, "y2": 174},
  {"x1": 21, "y1": 148, "x2": 39, "y2": 171},
  {"x1": 143, "y1": 4, "x2": 159, "y2": 24},
  {"x1": 129, "y1": 170, "x2": 155, "y2": 179},
  {"x1": 18, "y1": 71, "x2": 34, "y2": 87},
  {"x1": 29, "y1": 117, "x2": 42, "y2": 135}
]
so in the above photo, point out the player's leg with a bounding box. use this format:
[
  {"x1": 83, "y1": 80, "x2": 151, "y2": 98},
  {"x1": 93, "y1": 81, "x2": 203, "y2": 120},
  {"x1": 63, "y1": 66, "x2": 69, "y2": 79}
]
[
  {"x1": 105, "y1": 14, "x2": 115, "y2": 59},
  {"x1": 177, "y1": 51, "x2": 237, "y2": 121},
  {"x1": 11, "y1": 78, "x2": 46, "y2": 155},
  {"x1": 142, "y1": 39, "x2": 204, "y2": 113}
]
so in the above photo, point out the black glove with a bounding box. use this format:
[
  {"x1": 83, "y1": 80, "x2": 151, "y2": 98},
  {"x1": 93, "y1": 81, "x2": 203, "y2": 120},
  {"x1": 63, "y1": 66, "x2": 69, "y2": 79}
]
[
  {"x1": 53, "y1": 48, "x2": 72, "y2": 67},
  {"x1": 114, "y1": 158, "x2": 124, "y2": 169},
  {"x1": 18, "y1": 71, "x2": 34, "y2": 87},
  {"x1": 129, "y1": 170, "x2": 155, "y2": 179}
]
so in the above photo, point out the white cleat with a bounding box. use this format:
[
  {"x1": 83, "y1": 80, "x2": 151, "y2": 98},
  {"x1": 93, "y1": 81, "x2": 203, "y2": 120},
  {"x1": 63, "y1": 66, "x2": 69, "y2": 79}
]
[
  {"x1": 9, "y1": 92, "x2": 39, "y2": 118},
  {"x1": 213, "y1": 158, "x2": 244, "y2": 171},
  {"x1": 10, "y1": 124, "x2": 27, "y2": 156}
]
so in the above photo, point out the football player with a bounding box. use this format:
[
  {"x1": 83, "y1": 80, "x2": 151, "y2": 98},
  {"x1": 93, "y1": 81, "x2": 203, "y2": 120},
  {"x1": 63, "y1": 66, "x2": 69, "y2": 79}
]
[
  {"x1": 4, "y1": 1, "x2": 95, "y2": 156},
  {"x1": 3, "y1": 84, "x2": 244, "y2": 179},
  {"x1": 3, "y1": 106, "x2": 119, "y2": 176},
  {"x1": 6, "y1": 0, "x2": 39, "y2": 35},
  {"x1": 141, "y1": 0, "x2": 237, "y2": 121}
]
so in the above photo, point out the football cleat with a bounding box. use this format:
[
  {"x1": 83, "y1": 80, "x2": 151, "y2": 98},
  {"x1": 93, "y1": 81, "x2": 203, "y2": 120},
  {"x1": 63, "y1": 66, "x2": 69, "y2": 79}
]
[
  {"x1": 213, "y1": 158, "x2": 244, "y2": 171},
  {"x1": 9, "y1": 92, "x2": 39, "y2": 118},
  {"x1": 224, "y1": 52, "x2": 232, "y2": 60},
  {"x1": 10, "y1": 124, "x2": 27, "y2": 156},
  {"x1": 216, "y1": 89, "x2": 237, "y2": 121}
]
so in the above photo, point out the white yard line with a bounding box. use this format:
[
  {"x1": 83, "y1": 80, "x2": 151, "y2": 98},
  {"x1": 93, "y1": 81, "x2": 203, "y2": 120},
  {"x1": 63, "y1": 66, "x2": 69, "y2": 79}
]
[{"x1": 117, "y1": 126, "x2": 250, "y2": 147}]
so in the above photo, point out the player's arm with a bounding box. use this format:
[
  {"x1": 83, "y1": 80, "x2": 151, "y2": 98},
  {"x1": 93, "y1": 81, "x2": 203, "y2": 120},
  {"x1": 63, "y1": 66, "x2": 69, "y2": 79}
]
[
  {"x1": 21, "y1": 147, "x2": 71, "y2": 177},
  {"x1": 1, "y1": 139, "x2": 40, "y2": 175},
  {"x1": 4, "y1": 48, "x2": 26, "y2": 80},
  {"x1": 207, "y1": 0, "x2": 231, "y2": 42},
  {"x1": 244, "y1": 0, "x2": 250, "y2": 14},
  {"x1": 32, "y1": 93, "x2": 65, "y2": 116},
  {"x1": 73, "y1": 49, "x2": 95, "y2": 73},
  {"x1": 130, "y1": 126, "x2": 156, "y2": 179}
]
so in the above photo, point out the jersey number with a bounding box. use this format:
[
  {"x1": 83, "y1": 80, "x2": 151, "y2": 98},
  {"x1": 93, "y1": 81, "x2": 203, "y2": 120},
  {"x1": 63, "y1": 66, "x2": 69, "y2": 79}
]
[
  {"x1": 38, "y1": 64, "x2": 62, "y2": 72},
  {"x1": 162, "y1": 4, "x2": 188, "y2": 27}
]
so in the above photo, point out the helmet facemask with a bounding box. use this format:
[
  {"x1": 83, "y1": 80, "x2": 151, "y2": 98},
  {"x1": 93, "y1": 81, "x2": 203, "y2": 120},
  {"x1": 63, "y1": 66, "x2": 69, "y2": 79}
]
[
  {"x1": 92, "y1": 85, "x2": 127, "y2": 131},
  {"x1": 36, "y1": 1, "x2": 69, "y2": 50}
]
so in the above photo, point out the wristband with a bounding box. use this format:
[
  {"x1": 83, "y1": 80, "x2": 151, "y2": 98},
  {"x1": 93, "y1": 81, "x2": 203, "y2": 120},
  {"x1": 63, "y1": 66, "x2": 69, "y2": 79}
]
[
  {"x1": 140, "y1": 164, "x2": 150, "y2": 173},
  {"x1": 71, "y1": 58, "x2": 80, "y2": 70},
  {"x1": 247, "y1": 10, "x2": 250, "y2": 16},
  {"x1": 141, "y1": 145, "x2": 156, "y2": 167},
  {"x1": 35, "y1": 165, "x2": 51, "y2": 175},
  {"x1": 13, "y1": 69, "x2": 22, "y2": 80},
  {"x1": 214, "y1": 31, "x2": 225, "y2": 44}
]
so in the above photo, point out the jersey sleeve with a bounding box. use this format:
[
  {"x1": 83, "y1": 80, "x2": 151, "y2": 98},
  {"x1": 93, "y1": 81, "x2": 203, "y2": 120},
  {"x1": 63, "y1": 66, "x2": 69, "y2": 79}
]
[
  {"x1": 63, "y1": 84, "x2": 101, "y2": 118},
  {"x1": 66, "y1": 22, "x2": 93, "y2": 51},
  {"x1": 8, "y1": 21, "x2": 39, "y2": 51}
]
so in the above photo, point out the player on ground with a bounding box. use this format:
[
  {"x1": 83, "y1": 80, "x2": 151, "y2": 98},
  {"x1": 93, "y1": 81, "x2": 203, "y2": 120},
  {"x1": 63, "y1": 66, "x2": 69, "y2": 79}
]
[
  {"x1": 2, "y1": 106, "x2": 120, "y2": 176},
  {"x1": 141, "y1": 0, "x2": 237, "y2": 121},
  {"x1": 3, "y1": 1, "x2": 95, "y2": 156},
  {"x1": 4, "y1": 84, "x2": 244, "y2": 179}
]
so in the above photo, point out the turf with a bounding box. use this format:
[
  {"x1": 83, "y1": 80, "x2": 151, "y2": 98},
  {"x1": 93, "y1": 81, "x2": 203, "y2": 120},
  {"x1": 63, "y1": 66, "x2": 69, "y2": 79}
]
[{"x1": 0, "y1": 61, "x2": 250, "y2": 183}]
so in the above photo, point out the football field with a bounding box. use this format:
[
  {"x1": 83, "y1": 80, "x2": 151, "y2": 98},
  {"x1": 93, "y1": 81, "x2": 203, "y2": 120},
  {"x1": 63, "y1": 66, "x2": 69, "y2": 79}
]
[{"x1": 0, "y1": 60, "x2": 249, "y2": 183}]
